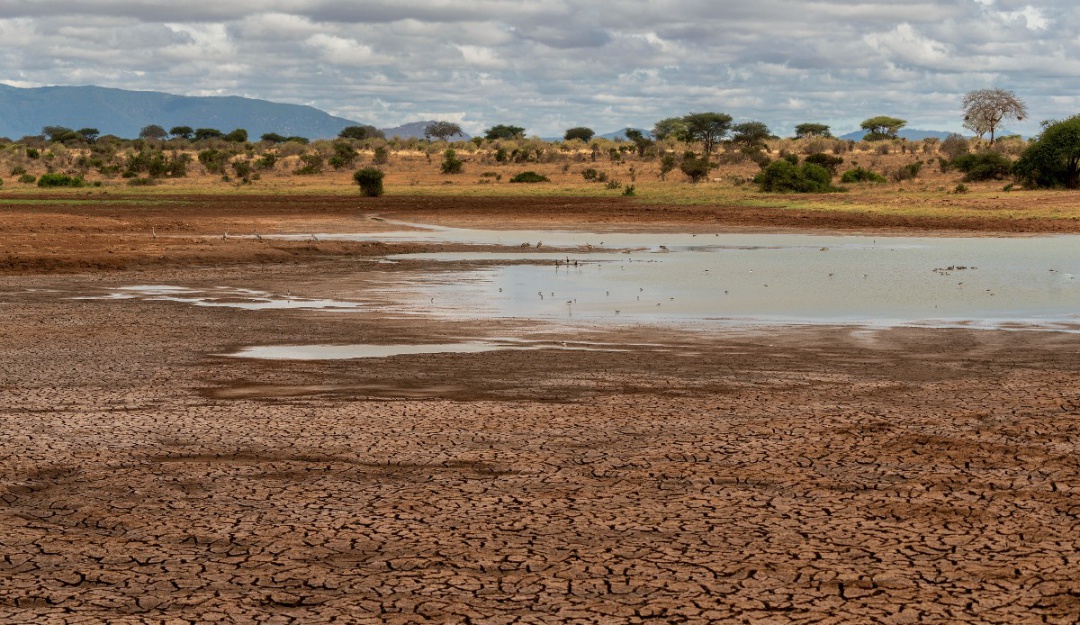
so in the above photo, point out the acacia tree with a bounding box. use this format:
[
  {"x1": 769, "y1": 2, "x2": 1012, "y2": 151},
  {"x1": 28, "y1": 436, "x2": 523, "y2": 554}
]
[
  {"x1": 484, "y1": 124, "x2": 525, "y2": 140},
  {"x1": 681, "y1": 112, "x2": 732, "y2": 158},
  {"x1": 424, "y1": 121, "x2": 464, "y2": 141},
  {"x1": 795, "y1": 123, "x2": 831, "y2": 138},
  {"x1": 730, "y1": 121, "x2": 771, "y2": 150},
  {"x1": 651, "y1": 117, "x2": 687, "y2": 141},
  {"x1": 169, "y1": 126, "x2": 194, "y2": 140},
  {"x1": 860, "y1": 116, "x2": 906, "y2": 141},
  {"x1": 139, "y1": 124, "x2": 168, "y2": 140},
  {"x1": 962, "y1": 88, "x2": 1027, "y2": 145},
  {"x1": 563, "y1": 127, "x2": 595, "y2": 142}
]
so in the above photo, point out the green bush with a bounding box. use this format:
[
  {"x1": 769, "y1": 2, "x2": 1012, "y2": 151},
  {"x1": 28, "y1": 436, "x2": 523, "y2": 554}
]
[
  {"x1": 353, "y1": 168, "x2": 385, "y2": 196},
  {"x1": 679, "y1": 152, "x2": 711, "y2": 183},
  {"x1": 37, "y1": 173, "x2": 85, "y2": 188},
  {"x1": 756, "y1": 160, "x2": 837, "y2": 193},
  {"x1": 440, "y1": 149, "x2": 464, "y2": 174},
  {"x1": 294, "y1": 153, "x2": 324, "y2": 175},
  {"x1": 891, "y1": 161, "x2": 923, "y2": 182},
  {"x1": 127, "y1": 177, "x2": 157, "y2": 186},
  {"x1": 951, "y1": 151, "x2": 1012, "y2": 181},
  {"x1": 582, "y1": 168, "x2": 599, "y2": 181},
  {"x1": 372, "y1": 146, "x2": 389, "y2": 165},
  {"x1": 804, "y1": 153, "x2": 843, "y2": 173},
  {"x1": 17, "y1": 174, "x2": 36, "y2": 184},
  {"x1": 509, "y1": 171, "x2": 549, "y2": 183},
  {"x1": 840, "y1": 167, "x2": 887, "y2": 183}
]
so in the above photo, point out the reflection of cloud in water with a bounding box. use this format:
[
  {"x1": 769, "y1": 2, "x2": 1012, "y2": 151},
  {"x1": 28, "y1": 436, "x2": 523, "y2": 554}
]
[{"x1": 76, "y1": 285, "x2": 364, "y2": 311}]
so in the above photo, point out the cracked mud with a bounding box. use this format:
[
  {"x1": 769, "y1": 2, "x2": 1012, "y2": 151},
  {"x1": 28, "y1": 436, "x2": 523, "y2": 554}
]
[{"x1": 3, "y1": 198, "x2": 1080, "y2": 623}]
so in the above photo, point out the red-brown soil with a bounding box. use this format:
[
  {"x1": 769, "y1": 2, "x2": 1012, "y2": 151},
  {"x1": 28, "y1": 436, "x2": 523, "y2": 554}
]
[{"x1": 2, "y1": 193, "x2": 1080, "y2": 623}]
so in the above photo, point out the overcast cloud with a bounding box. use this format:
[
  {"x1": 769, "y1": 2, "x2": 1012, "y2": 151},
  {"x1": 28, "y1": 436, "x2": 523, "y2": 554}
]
[{"x1": 0, "y1": 0, "x2": 1075, "y2": 136}]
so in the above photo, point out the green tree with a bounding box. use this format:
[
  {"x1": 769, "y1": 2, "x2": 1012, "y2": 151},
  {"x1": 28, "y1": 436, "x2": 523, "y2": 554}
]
[
  {"x1": 339, "y1": 125, "x2": 384, "y2": 140},
  {"x1": 860, "y1": 116, "x2": 906, "y2": 141},
  {"x1": 681, "y1": 112, "x2": 733, "y2": 158},
  {"x1": 795, "y1": 123, "x2": 831, "y2": 138},
  {"x1": 1014, "y1": 116, "x2": 1080, "y2": 188},
  {"x1": 42, "y1": 126, "x2": 77, "y2": 143},
  {"x1": 962, "y1": 88, "x2": 1027, "y2": 145},
  {"x1": 139, "y1": 124, "x2": 168, "y2": 140},
  {"x1": 194, "y1": 128, "x2": 223, "y2": 141},
  {"x1": 76, "y1": 128, "x2": 100, "y2": 143},
  {"x1": 730, "y1": 121, "x2": 771, "y2": 150},
  {"x1": 424, "y1": 121, "x2": 464, "y2": 141},
  {"x1": 223, "y1": 128, "x2": 248, "y2": 143},
  {"x1": 169, "y1": 126, "x2": 194, "y2": 140},
  {"x1": 484, "y1": 124, "x2": 525, "y2": 140},
  {"x1": 624, "y1": 128, "x2": 654, "y2": 157},
  {"x1": 564, "y1": 127, "x2": 595, "y2": 142},
  {"x1": 260, "y1": 132, "x2": 287, "y2": 144},
  {"x1": 651, "y1": 117, "x2": 687, "y2": 141}
]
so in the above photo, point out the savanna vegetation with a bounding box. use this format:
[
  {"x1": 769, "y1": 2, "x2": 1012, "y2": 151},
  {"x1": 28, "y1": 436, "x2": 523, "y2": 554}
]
[{"x1": 1, "y1": 89, "x2": 1076, "y2": 216}]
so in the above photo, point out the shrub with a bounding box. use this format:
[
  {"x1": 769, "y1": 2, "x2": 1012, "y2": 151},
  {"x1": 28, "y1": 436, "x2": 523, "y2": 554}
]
[
  {"x1": 26, "y1": 148, "x2": 39, "y2": 159},
  {"x1": 231, "y1": 160, "x2": 253, "y2": 182},
  {"x1": 622, "y1": 184, "x2": 635, "y2": 196},
  {"x1": 804, "y1": 152, "x2": 843, "y2": 174},
  {"x1": 353, "y1": 168, "x2": 385, "y2": 196},
  {"x1": 440, "y1": 149, "x2": 464, "y2": 174},
  {"x1": 679, "y1": 152, "x2": 711, "y2": 183},
  {"x1": 756, "y1": 160, "x2": 837, "y2": 193},
  {"x1": 939, "y1": 134, "x2": 970, "y2": 160},
  {"x1": 840, "y1": 167, "x2": 887, "y2": 183},
  {"x1": 198, "y1": 149, "x2": 230, "y2": 175},
  {"x1": 294, "y1": 153, "x2": 324, "y2": 175},
  {"x1": 509, "y1": 171, "x2": 549, "y2": 183},
  {"x1": 127, "y1": 177, "x2": 157, "y2": 186},
  {"x1": 253, "y1": 152, "x2": 278, "y2": 171},
  {"x1": 605, "y1": 179, "x2": 621, "y2": 190},
  {"x1": 582, "y1": 168, "x2": 599, "y2": 182},
  {"x1": 890, "y1": 160, "x2": 923, "y2": 182},
  {"x1": 17, "y1": 174, "x2": 36, "y2": 184},
  {"x1": 372, "y1": 146, "x2": 389, "y2": 165},
  {"x1": 37, "y1": 173, "x2": 85, "y2": 187},
  {"x1": 9, "y1": 166, "x2": 26, "y2": 176},
  {"x1": 327, "y1": 141, "x2": 359, "y2": 170},
  {"x1": 951, "y1": 151, "x2": 1012, "y2": 181},
  {"x1": 659, "y1": 154, "x2": 677, "y2": 180}
]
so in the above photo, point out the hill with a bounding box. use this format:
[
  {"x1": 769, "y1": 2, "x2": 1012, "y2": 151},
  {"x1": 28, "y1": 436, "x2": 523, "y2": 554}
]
[{"x1": 0, "y1": 84, "x2": 366, "y2": 140}]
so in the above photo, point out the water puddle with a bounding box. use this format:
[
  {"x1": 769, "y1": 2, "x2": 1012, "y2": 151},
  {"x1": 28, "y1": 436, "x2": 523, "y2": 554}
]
[
  {"x1": 73, "y1": 221, "x2": 1080, "y2": 332},
  {"x1": 74, "y1": 285, "x2": 364, "y2": 311},
  {"x1": 221, "y1": 339, "x2": 631, "y2": 360},
  {"x1": 372, "y1": 232, "x2": 1080, "y2": 330}
]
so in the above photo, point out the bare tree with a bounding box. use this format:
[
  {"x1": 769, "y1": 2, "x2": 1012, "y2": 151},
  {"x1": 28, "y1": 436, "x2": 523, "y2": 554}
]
[{"x1": 962, "y1": 89, "x2": 1027, "y2": 145}]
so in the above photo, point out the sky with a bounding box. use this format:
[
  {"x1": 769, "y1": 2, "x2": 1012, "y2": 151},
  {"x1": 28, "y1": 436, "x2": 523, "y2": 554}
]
[{"x1": 0, "y1": 0, "x2": 1074, "y2": 137}]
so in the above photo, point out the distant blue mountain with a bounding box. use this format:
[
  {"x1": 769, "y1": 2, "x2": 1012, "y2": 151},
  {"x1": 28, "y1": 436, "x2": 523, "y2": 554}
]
[{"x1": 0, "y1": 84, "x2": 367, "y2": 140}]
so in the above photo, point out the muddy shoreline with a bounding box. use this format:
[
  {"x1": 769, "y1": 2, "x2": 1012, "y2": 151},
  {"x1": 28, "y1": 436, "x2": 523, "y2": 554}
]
[{"x1": 3, "y1": 196, "x2": 1080, "y2": 622}]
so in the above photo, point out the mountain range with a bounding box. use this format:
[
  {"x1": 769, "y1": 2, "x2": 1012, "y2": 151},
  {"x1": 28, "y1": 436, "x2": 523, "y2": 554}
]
[{"x1": 0, "y1": 84, "x2": 367, "y2": 140}]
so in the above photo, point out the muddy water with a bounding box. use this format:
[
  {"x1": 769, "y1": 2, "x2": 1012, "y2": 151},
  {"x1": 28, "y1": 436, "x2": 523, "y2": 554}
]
[
  {"x1": 119, "y1": 223, "x2": 1080, "y2": 330},
  {"x1": 364, "y1": 231, "x2": 1080, "y2": 329}
]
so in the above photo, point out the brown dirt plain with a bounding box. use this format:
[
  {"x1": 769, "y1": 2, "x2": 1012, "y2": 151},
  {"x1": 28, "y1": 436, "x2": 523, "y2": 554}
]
[{"x1": 3, "y1": 191, "x2": 1080, "y2": 624}]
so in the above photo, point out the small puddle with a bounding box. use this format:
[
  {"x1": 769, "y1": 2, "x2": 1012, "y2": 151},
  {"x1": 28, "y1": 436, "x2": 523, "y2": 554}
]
[
  {"x1": 74, "y1": 285, "x2": 365, "y2": 311},
  {"x1": 220, "y1": 339, "x2": 634, "y2": 360},
  {"x1": 224, "y1": 342, "x2": 509, "y2": 360}
]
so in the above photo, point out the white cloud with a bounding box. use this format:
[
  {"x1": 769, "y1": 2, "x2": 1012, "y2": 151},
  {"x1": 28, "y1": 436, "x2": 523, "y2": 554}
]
[{"x1": 0, "y1": 0, "x2": 1075, "y2": 136}]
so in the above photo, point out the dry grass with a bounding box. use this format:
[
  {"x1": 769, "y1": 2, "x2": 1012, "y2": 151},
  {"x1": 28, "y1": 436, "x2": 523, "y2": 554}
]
[{"x1": 3, "y1": 143, "x2": 1080, "y2": 222}]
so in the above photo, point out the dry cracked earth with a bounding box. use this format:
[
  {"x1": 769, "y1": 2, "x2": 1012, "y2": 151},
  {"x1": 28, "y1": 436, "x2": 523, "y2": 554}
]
[{"x1": 3, "y1": 260, "x2": 1080, "y2": 624}]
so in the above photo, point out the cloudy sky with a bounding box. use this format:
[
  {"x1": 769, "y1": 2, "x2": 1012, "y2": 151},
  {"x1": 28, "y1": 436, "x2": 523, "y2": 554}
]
[{"x1": 0, "y1": 0, "x2": 1073, "y2": 137}]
